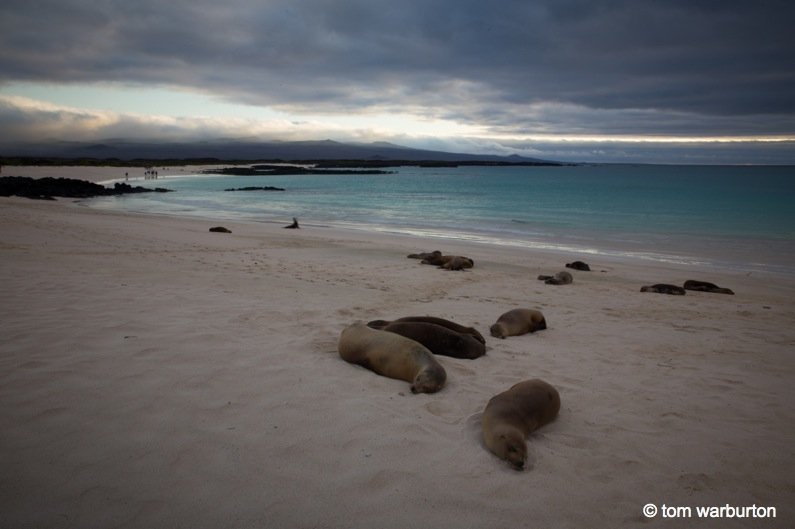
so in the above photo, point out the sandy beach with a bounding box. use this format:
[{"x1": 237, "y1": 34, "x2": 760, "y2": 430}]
[{"x1": 1, "y1": 176, "x2": 794, "y2": 527}]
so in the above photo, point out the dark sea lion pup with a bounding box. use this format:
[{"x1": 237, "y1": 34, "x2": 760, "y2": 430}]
[
  {"x1": 338, "y1": 322, "x2": 446, "y2": 393},
  {"x1": 640, "y1": 284, "x2": 686, "y2": 295},
  {"x1": 407, "y1": 250, "x2": 442, "y2": 260},
  {"x1": 482, "y1": 379, "x2": 561, "y2": 470},
  {"x1": 368, "y1": 316, "x2": 486, "y2": 345},
  {"x1": 565, "y1": 260, "x2": 591, "y2": 271},
  {"x1": 537, "y1": 271, "x2": 573, "y2": 285},
  {"x1": 490, "y1": 309, "x2": 547, "y2": 339},
  {"x1": 366, "y1": 321, "x2": 486, "y2": 359},
  {"x1": 683, "y1": 280, "x2": 734, "y2": 295}
]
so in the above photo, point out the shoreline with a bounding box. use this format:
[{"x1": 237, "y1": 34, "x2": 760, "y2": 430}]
[
  {"x1": 2, "y1": 195, "x2": 794, "y2": 528},
  {"x1": 4, "y1": 165, "x2": 794, "y2": 276}
]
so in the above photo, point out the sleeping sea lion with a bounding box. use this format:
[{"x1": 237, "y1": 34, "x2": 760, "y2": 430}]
[
  {"x1": 537, "y1": 271, "x2": 573, "y2": 285},
  {"x1": 489, "y1": 309, "x2": 547, "y2": 339},
  {"x1": 368, "y1": 316, "x2": 486, "y2": 345},
  {"x1": 565, "y1": 260, "x2": 591, "y2": 271},
  {"x1": 482, "y1": 379, "x2": 561, "y2": 470},
  {"x1": 683, "y1": 280, "x2": 734, "y2": 295},
  {"x1": 408, "y1": 250, "x2": 442, "y2": 260},
  {"x1": 640, "y1": 284, "x2": 686, "y2": 295},
  {"x1": 338, "y1": 322, "x2": 446, "y2": 393},
  {"x1": 366, "y1": 321, "x2": 485, "y2": 359},
  {"x1": 440, "y1": 256, "x2": 474, "y2": 271}
]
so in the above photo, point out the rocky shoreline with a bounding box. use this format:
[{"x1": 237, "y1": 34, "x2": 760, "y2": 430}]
[{"x1": 0, "y1": 176, "x2": 172, "y2": 200}]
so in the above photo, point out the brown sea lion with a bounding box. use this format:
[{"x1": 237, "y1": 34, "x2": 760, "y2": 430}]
[
  {"x1": 368, "y1": 316, "x2": 486, "y2": 345},
  {"x1": 489, "y1": 309, "x2": 547, "y2": 339},
  {"x1": 640, "y1": 284, "x2": 686, "y2": 295},
  {"x1": 338, "y1": 322, "x2": 446, "y2": 393},
  {"x1": 537, "y1": 271, "x2": 573, "y2": 285},
  {"x1": 407, "y1": 250, "x2": 442, "y2": 260},
  {"x1": 565, "y1": 260, "x2": 591, "y2": 271},
  {"x1": 440, "y1": 256, "x2": 474, "y2": 271},
  {"x1": 420, "y1": 254, "x2": 474, "y2": 268},
  {"x1": 482, "y1": 379, "x2": 561, "y2": 470},
  {"x1": 366, "y1": 321, "x2": 485, "y2": 359},
  {"x1": 683, "y1": 280, "x2": 734, "y2": 295}
]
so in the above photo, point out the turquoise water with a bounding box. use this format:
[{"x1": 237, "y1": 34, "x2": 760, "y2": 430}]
[{"x1": 89, "y1": 164, "x2": 795, "y2": 274}]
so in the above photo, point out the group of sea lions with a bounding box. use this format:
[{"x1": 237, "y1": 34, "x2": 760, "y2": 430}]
[
  {"x1": 338, "y1": 308, "x2": 557, "y2": 470},
  {"x1": 407, "y1": 250, "x2": 474, "y2": 271},
  {"x1": 537, "y1": 260, "x2": 591, "y2": 285},
  {"x1": 641, "y1": 279, "x2": 735, "y2": 295},
  {"x1": 337, "y1": 253, "x2": 735, "y2": 470}
]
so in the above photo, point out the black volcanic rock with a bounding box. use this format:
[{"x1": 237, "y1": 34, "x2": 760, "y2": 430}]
[
  {"x1": 0, "y1": 176, "x2": 172, "y2": 200},
  {"x1": 224, "y1": 186, "x2": 285, "y2": 191}
]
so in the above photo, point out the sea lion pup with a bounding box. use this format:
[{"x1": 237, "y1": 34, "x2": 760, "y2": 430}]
[
  {"x1": 565, "y1": 260, "x2": 591, "y2": 271},
  {"x1": 489, "y1": 309, "x2": 547, "y2": 339},
  {"x1": 338, "y1": 322, "x2": 446, "y2": 393},
  {"x1": 440, "y1": 256, "x2": 474, "y2": 271},
  {"x1": 368, "y1": 316, "x2": 486, "y2": 345},
  {"x1": 683, "y1": 280, "x2": 734, "y2": 295},
  {"x1": 366, "y1": 321, "x2": 486, "y2": 359},
  {"x1": 283, "y1": 217, "x2": 300, "y2": 229},
  {"x1": 482, "y1": 379, "x2": 561, "y2": 470},
  {"x1": 640, "y1": 284, "x2": 686, "y2": 295},
  {"x1": 407, "y1": 250, "x2": 442, "y2": 260},
  {"x1": 537, "y1": 271, "x2": 573, "y2": 285}
]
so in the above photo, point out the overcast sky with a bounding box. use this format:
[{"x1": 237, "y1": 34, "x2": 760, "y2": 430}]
[{"x1": 1, "y1": 0, "x2": 794, "y2": 163}]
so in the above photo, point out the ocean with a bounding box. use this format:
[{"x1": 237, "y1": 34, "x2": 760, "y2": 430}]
[{"x1": 89, "y1": 164, "x2": 795, "y2": 275}]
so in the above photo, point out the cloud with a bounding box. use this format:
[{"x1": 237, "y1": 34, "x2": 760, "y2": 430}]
[{"x1": 1, "y1": 0, "x2": 794, "y2": 154}]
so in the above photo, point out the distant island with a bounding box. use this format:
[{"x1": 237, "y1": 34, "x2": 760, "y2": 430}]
[
  {"x1": 210, "y1": 165, "x2": 394, "y2": 176},
  {"x1": 0, "y1": 138, "x2": 565, "y2": 166}
]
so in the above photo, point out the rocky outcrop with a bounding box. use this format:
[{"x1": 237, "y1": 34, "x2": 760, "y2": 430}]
[
  {"x1": 0, "y1": 176, "x2": 172, "y2": 200},
  {"x1": 224, "y1": 186, "x2": 285, "y2": 192}
]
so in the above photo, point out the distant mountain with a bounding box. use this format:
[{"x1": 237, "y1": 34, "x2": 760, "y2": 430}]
[{"x1": 0, "y1": 138, "x2": 558, "y2": 164}]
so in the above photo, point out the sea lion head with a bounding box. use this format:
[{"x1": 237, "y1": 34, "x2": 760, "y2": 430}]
[
  {"x1": 492, "y1": 427, "x2": 528, "y2": 470},
  {"x1": 410, "y1": 365, "x2": 446, "y2": 394},
  {"x1": 489, "y1": 323, "x2": 506, "y2": 339}
]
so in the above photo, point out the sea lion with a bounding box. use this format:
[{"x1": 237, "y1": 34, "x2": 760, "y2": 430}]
[
  {"x1": 440, "y1": 256, "x2": 474, "y2": 271},
  {"x1": 368, "y1": 316, "x2": 486, "y2": 345},
  {"x1": 537, "y1": 271, "x2": 573, "y2": 285},
  {"x1": 640, "y1": 284, "x2": 686, "y2": 295},
  {"x1": 482, "y1": 379, "x2": 561, "y2": 470},
  {"x1": 489, "y1": 309, "x2": 547, "y2": 339},
  {"x1": 565, "y1": 260, "x2": 591, "y2": 271},
  {"x1": 683, "y1": 280, "x2": 734, "y2": 295},
  {"x1": 284, "y1": 217, "x2": 300, "y2": 229},
  {"x1": 209, "y1": 226, "x2": 232, "y2": 233},
  {"x1": 366, "y1": 321, "x2": 486, "y2": 359},
  {"x1": 421, "y1": 254, "x2": 474, "y2": 268},
  {"x1": 338, "y1": 322, "x2": 446, "y2": 393},
  {"x1": 407, "y1": 250, "x2": 442, "y2": 260}
]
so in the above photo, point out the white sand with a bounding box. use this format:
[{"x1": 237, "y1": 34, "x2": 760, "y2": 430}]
[{"x1": 1, "y1": 190, "x2": 793, "y2": 528}]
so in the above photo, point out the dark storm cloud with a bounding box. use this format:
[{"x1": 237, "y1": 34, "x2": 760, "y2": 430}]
[{"x1": 1, "y1": 0, "x2": 794, "y2": 137}]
